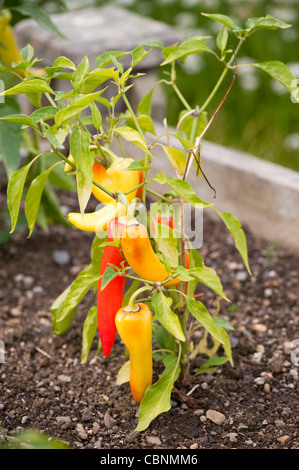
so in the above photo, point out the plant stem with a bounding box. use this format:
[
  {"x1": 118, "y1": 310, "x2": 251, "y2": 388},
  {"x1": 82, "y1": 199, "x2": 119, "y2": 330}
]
[
  {"x1": 199, "y1": 37, "x2": 244, "y2": 116},
  {"x1": 125, "y1": 285, "x2": 153, "y2": 311},
  {"x1": 146, "y1": 188, "x2": 173, "y2": 203}
]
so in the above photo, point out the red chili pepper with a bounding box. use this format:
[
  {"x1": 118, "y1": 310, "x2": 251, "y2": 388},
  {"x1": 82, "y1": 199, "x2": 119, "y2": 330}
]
[
  {"x1": 97, "y1": 217, "x2": 126, "y2": 357},
  {"x1": 150, "y1": 214, "x2": 174, "y2": 236},
  {"x1": 136, "y1": 170, "x2": 144, "y2": 200}
]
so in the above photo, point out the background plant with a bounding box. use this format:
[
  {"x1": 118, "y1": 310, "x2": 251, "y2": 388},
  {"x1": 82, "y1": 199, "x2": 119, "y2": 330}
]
[{"x1": 1, "y1": 11, "x2": 298, "y2": 431}]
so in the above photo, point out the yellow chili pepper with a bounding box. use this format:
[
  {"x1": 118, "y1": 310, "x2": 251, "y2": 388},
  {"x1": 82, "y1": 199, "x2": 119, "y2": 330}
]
[
  {"x1": 106, "y1": 158, "x2": 140, "y2": 203},
  {"x1": 92, "y1": 161, "x2": 115, "y2": 204},
  {"x1": 121, "y1": 221, "x2": 182, "y2": 286},
  {"x1": 115, "y1": 302, "x2": 152, "y2": 403},
  {"x1": 67, "y1": 202, "x2": 126, "y2": 232},
  {"x1": 0, "y1": 9, "x2": 44, "y2": 77}
]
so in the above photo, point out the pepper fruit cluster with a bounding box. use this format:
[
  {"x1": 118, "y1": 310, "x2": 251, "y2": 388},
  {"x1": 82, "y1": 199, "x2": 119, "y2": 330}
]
[{"x1": 65, "y1": 156, "x2": 187, "y2": 402}]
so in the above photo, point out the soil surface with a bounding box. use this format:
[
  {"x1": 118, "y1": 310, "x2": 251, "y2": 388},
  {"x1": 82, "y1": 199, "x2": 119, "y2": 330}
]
[{"x1": 0, "y1": 188, "x2": 298, "y2": 450}]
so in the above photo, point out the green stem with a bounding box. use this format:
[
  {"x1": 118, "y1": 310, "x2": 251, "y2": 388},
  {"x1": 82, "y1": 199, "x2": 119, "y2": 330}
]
[
  {"x1": 199, "y1": 37, "x2": 244, "y2": 116},
  {"x1": 123, "y1": 179, "x2": 147, "y2": 196},
  {"x1": 172, "y1": 82, "x2": 192, "y2": 111},
  {"x1": 126, "y1": 285, "x2": 153, "y2": 311},
  {"x1": 45, "y1": 92, "x2": 57, "y2": 107},
  {"x1": 146, "y1": 188, "x2": 173, "y2": 203}
]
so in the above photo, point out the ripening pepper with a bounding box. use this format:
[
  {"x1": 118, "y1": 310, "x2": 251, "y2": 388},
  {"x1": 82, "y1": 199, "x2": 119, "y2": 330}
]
[
  {"x1": 115, "y1": 302, "x2": 152, "y2": 403},
  {"x1": 106, "y1": 157, "x2": 140, "y2": 203},
  {"x1": 97, "y1": 217, "x2": 127, "y2": 357},
  {"x1": 121, "y1": 221, "x2": 182, "y2": 286},
  {"x1": 67, "y1": 201, "x2": 126, "y2": 232}
]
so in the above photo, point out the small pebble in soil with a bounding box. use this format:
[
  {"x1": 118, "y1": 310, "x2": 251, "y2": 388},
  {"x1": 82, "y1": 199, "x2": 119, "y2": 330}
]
[
  {"x1": 145, "y1": 436, "x2": 162, "y2": 446},
  {"x1": 206, "y1": 409, "x2": 226, "y2": 425},
  {"x1": 52, "y1": 250, "x2": 71, "y2": 265}
]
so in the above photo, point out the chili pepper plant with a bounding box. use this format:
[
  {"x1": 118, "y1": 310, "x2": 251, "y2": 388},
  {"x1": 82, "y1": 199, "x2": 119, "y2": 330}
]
[{"x1": 2, "y1": 12, "x2": 298, "y2": 432}]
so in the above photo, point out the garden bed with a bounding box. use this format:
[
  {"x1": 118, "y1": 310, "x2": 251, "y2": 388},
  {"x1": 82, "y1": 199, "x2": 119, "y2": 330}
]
[{"x1": 0, "y1": 188, "x2": 298, "y2": 450}]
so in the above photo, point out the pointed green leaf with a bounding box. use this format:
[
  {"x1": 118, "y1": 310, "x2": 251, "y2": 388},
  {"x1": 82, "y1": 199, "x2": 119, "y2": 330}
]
[
  {"x1": 151, "y1": 292, "x2": 185, "y2": 341},
  {"x1": 201, "y1": 12, "x2": 238, "y2": 30},
  {"x1": 0, "y1": 113, "x2": 38, "y2": 129},
  {"x1": 188, "y1": 265, "x2": 230, "y2": 301},
  {"x1": 114, "y1": 126, "x2": 150, "y2": 153},
  {"x1": 0, "y1": 79, "x2": 54, "y2": 97},
  {"x1": 131, "y1": 45, "x2": 151, "y2": 68},
  {"x1": 161, "y1": 145, "x2": 187, "y2": 175},
  {"x1": 160, "y1": 37, "x2": 211, "y2": 66},
  {"x1": 12, "y1": 4, "x2": 67, "y2": 39},
  {"x1": 70, "y1": 130, "x2": 93, "y2": 215},
  {"x1": 166, "y1": 177, "x2": 213, "y2": 208},
  {"x1": 25, "y1": 161, "x2": 62, "y2": 237},
  {"x1": 81, "y1": 306, "x2": 98, "y2": 364},
  {"x1": 116, "y1": 361, "x2": 130, "y2": 386},
  {"x1": 7, "y1": 153, "x2": 44, "y2": 233},
  {"x1": 136, "y1": 355, "x2": 180, "y2": 432},
  {"x1": 245, "y1": 15, "x2": 291, "y2": 34},
  {"x1": 216, "y1": 26, "x2": 229, "y2": 54},
  {"x1": 212, "y1": 208, "x2": 251, "y2": 274},
  {"x1": 57, "y1": 270, "x2": 100, "y2": 325},
  {"x1": 251, "y1": 61, "x2": 299, "y2": 96}
]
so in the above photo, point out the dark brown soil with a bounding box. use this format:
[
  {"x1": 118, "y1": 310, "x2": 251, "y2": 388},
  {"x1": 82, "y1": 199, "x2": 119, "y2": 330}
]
[{"x1": 0, "y1": 189, "x2": 298, "y2": 450}]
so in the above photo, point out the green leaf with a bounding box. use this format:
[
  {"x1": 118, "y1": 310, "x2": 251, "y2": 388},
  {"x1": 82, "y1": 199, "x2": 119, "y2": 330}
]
[
  {"x1": 90, "y1": 233, "x2": 108, "y2": 275},
  {"x1": 250, "y1": 61, "x2": 299, "y2": 96},
  {"x1": 213, "y1": 316, "x2": 234, "y2": 331},
  {"x1": 114, "y1": 126, "x2": 150, "y2": 154},
  {"x1": 152, "y1": 172, "x2": 167, "y2": 185},
  {"x1": 152, "y1": 221, "x2": 179, "y2": 267},
  {"x1": 166, "y1": 177, "x2": 213, "y2": 208},
  {"x1": 137, "y1": 88, "x2": 155, "y2": 116},
  {"x1": 30, "y1": 106, "x2": 58, "y2": 123},
  {"x1": 96, "y1": 51, "x2": 128, "y2": 68},
  {"x1": 151, "y1": 292, "x2": 185, "y2": 341},
  {"x1": 0, "y1": 79, "x2": 54, "y2": 97},
  {"x1": 160, "y1": 37, "x2": 212, "y2": 66},
  {"x1": 136, "y1": 355, "x2": 180, "y2": 432},
  {"x1": 186, "y1": 297, "x2": 223, "y2": 344},
  {"x1": 72, "y1": 56, "x2": 89, "y2": 88},
  {"x1": 161, "y1": 145, "x2": 186, "y2": 176},
  {"x1": 101, "y1": 265, "x2": 119, "y2": 290},
  {"x1": 116, "y1": 361, "x2": 130, "y2": 386},
  {"x1": 81, "y1": 68, "x2": 119, "y2": 94},
  {"x1": 201, "y1": 12, "x2": 238, "y2": 30},
  {"x1": 216, "y1": 26, "x2": 228, "y2": 54},
  {"x1": 178, "y1": 109, "x2": 208, "y2": 142},
  {"x1": 131, "y1": 45, "x2": 151, "y2": 68},
  {"x1": 195, "y1": 356, "x2": 229, "y2": 376},
  {"x1": 54, "y1": 90, "x2": 105, "y2": 128},
  {"x1": 56, "y1": 270, "x2": 100, "y2": 327},
  {"x1": 91, "y1": 102, "x2": 102, "y2": 131},
  {"x1": 0, "y1": 113, "x2": 38, "y2": 130},
  {"x1": 0, "y1": 93, "x2": 22, "y2": 178},
  {"x1": 7, "y1": 153, "x2": 43, "y2": 233},
  {"x1": 51, "y1": 284, "x2": 74, "y2": 335},
  {"x1": 45, "y1": 56, "x2": 76, "y2": 78},
  {"x1": 186, "y1": 297, "x2": 233, "y2": 365},
  {"x1": 12, "y1": 5, "x2": 67, "y2": 39},
  {"x1": 212, "y1": 208, "x2": 251, "y2": 274},
  {"x1": 188, "y1": 266, "x2": 230, "y2": 301},
  {"x1": 25, "y1": 161, "x2": 62, "y2": 237},
  {"x1": 81, "y1": 306, "x2": 98, "y2": 364},
  {"x1": 245, "y1": 15, "x2": 291, "y2": 34},
  {"x1": 70, "y1": 130, "x2": 93, "y2": 215}
]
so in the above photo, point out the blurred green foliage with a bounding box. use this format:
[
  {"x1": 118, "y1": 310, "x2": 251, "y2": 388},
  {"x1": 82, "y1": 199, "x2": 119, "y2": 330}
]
[{"x1": 91, "y1": 0, "x2": 299, "y2": 171}]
